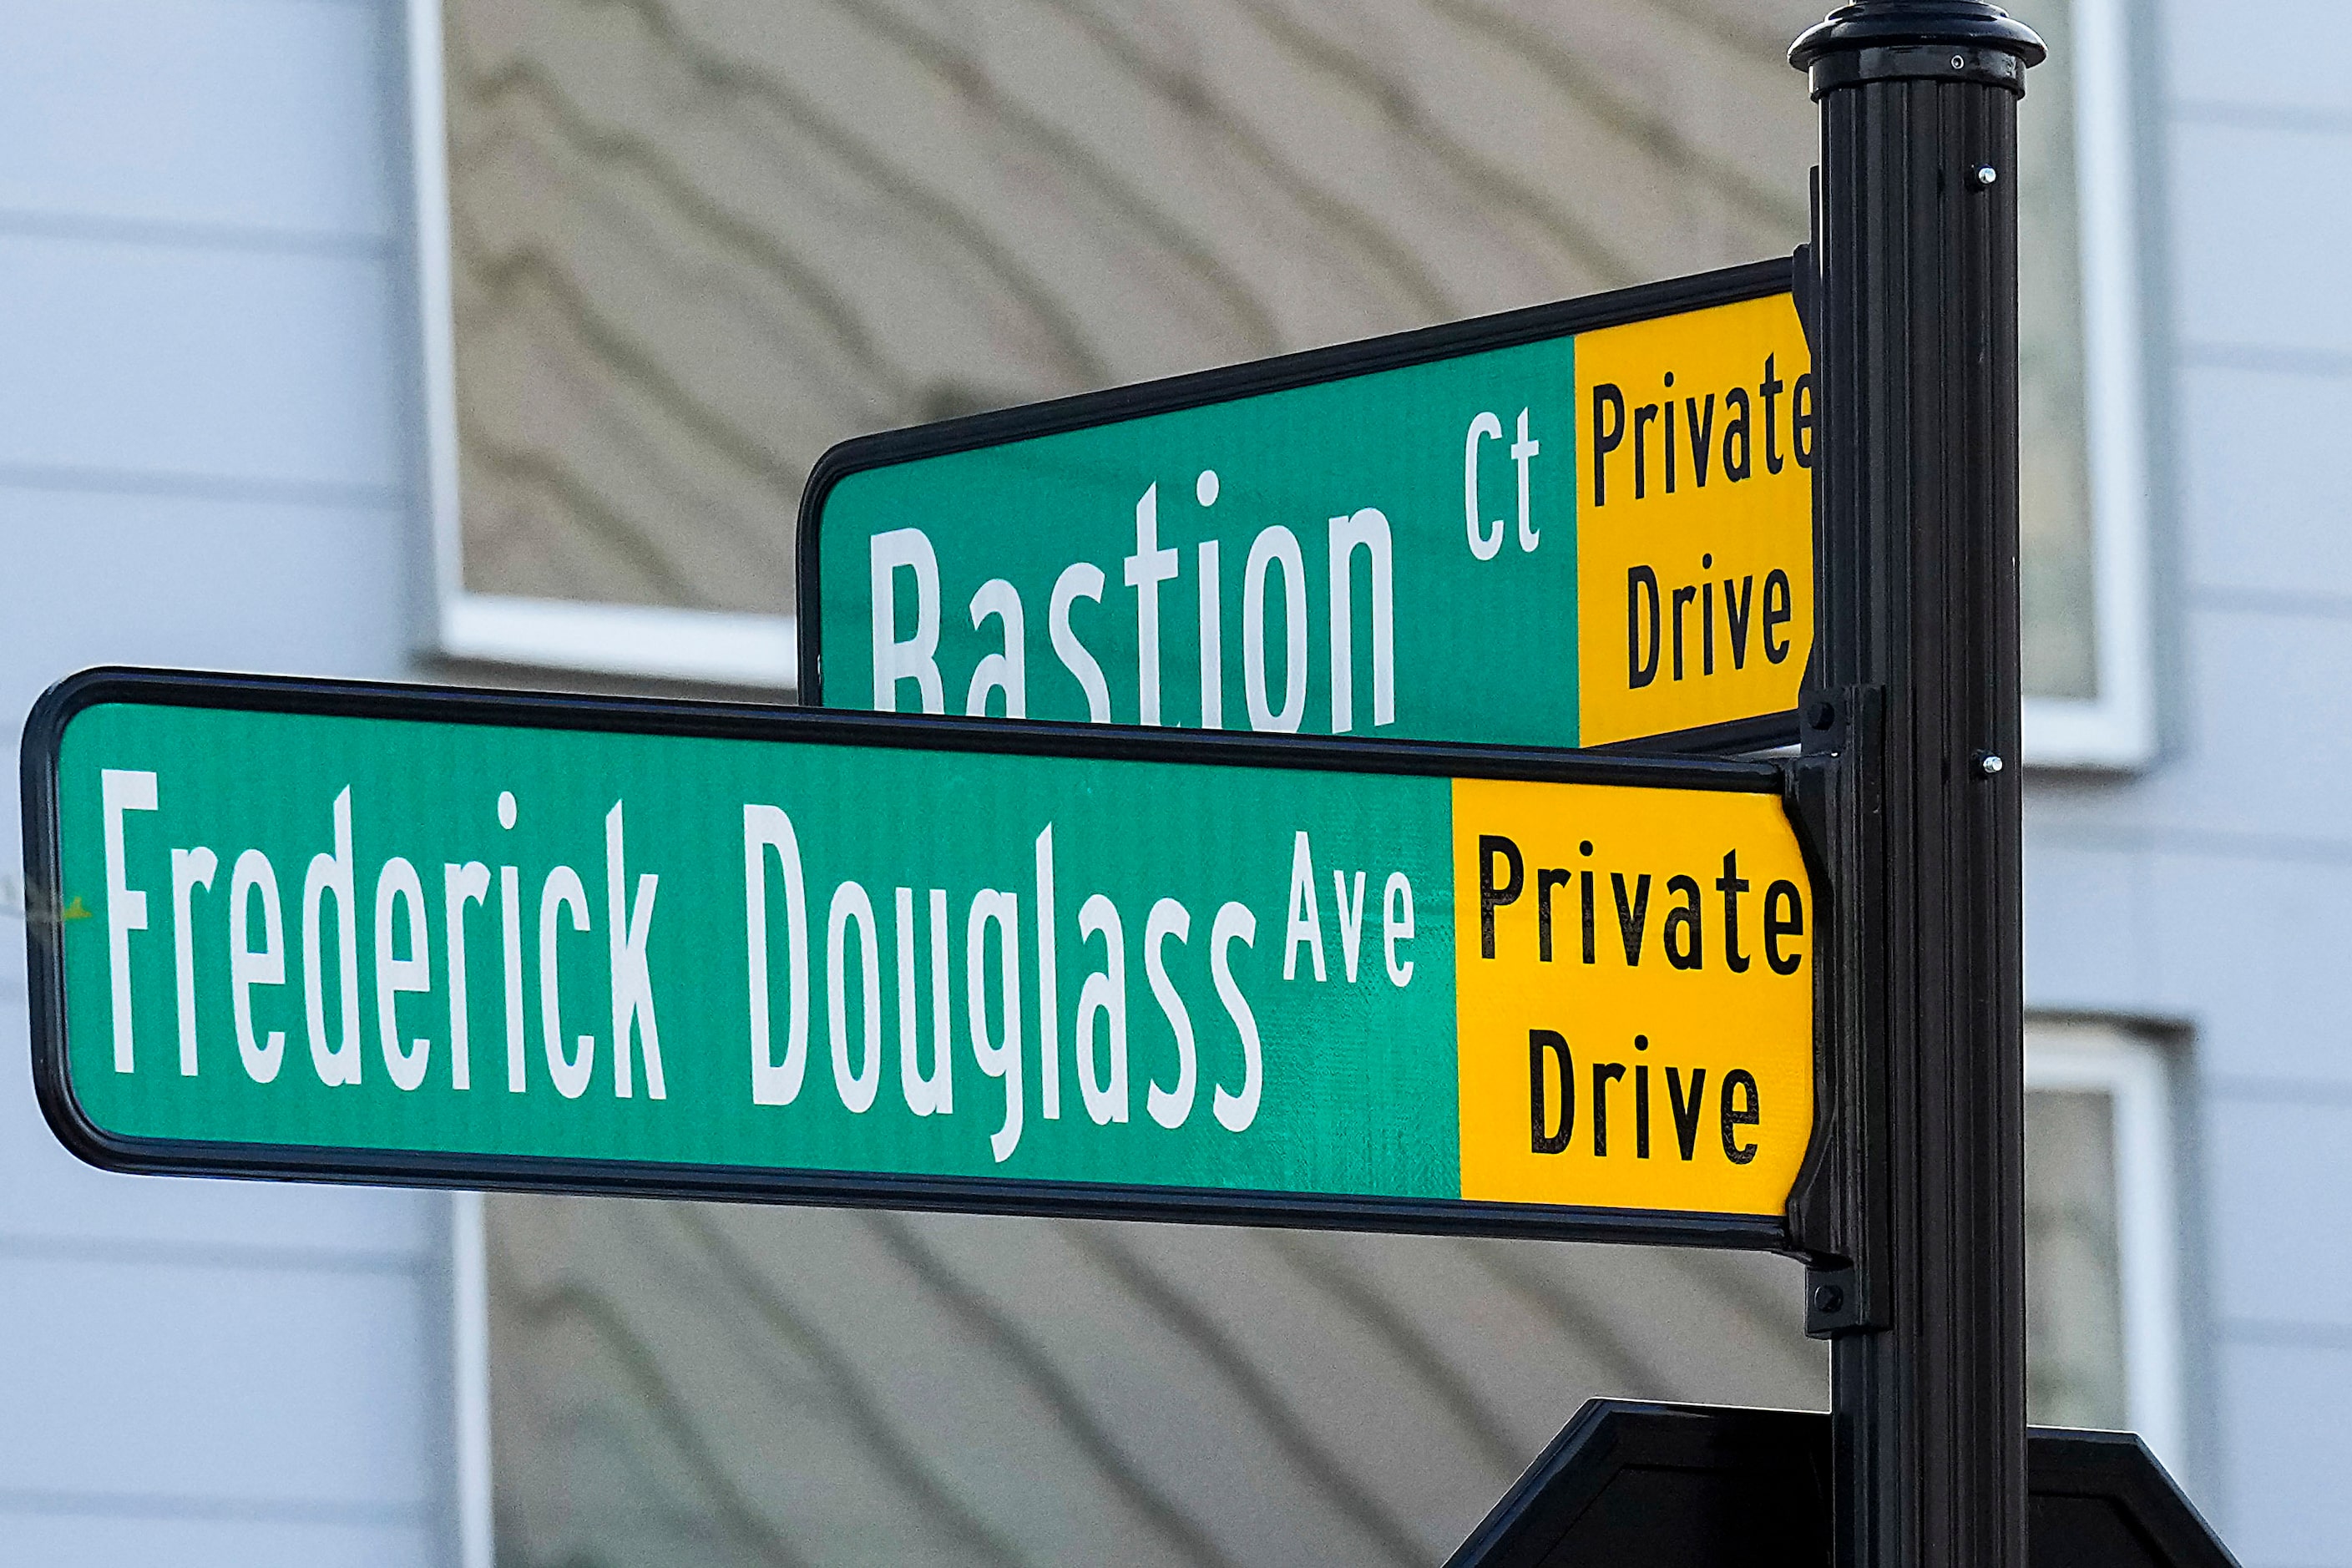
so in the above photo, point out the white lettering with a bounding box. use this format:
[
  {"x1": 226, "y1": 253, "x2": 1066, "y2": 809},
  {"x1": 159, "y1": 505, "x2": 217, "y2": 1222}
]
[
  {"x1": 964, "y1": 579, "x2": 1027, "y2": 718},
  {"x1": 102, "y1": 768, "x2": 158, "y2": 1073},
  {"x1": 1332, "y1": 869, "x2": 1367, "y2": 983},
  {"x1": 1464, "y1": 411, "x2": 1504, "y2": 560},
  {"x1": 169, "y1": 845, "x2": 216, "y2": 1076},
  {"x1": 1125, "y1": 483, "x2": 1180, "y2": 725},
  {"x1": 500, "y1": 863, "x2": 526, "y2": 1091},
  {"x1": 1245, "y1": 526, "x2": 1308, "y2": 732},
  {"x1": 744, "y1": 805, "x2": 810, "y2": 1107},
  {"x1": 895, "y1": 888, "x2": 954, "y2": 1115},
  {"x1": 968, "y1": 889, "x2": 1024, "y2": 1161},
  {"x1": 539, "y1": 866, "x2": 593, "y2": 1100},
  {"x1": 1196, "y1": 539, "x2": 1223, "y2": 729},
  {"x1": 1211, "y1": 903, "x2": 1261, "y2": 1132},
  {"x1": 301, "y1": 787, "x2": 362, "y2": 1087},
  {"x1": 1383, "y1": 871, "x2": 1417, "y2": 987},
  {"x1": 228, "y1": 849, "x2": 286, "y2": 1083},
  {"x1": 1283, "y1": 831, "x2": 1327, "y2": 982},
  {"x1": 443, "y1": 861, "x2": 489, "y2": 1090},
  {"x1": 1050, "y1": 562, "x2": 1113, "y2": 722},
  {"x1": 374, "y1": 857, "x2": 432, "y2": 1092},
  {"x1": 605, "y1": 802, "x2": 664, "y2": 1100},
  {"x1": 1034, "y1": 825, "x2": 1061, "y2": 1121},
  {"x1": 1143, "y1": 898, "x2": 1196, "y2": 1130},
  {"x1": 870, "y1": 528, "x2": 943, "y2": 712},
  {"x1": 1513, "y1": 407, "x2": 1541, "y2": 552},
  {"x1": 1075, "y1": 893, "x2": 1130, "y2": 1125},
  {"x1": 1328, "y1": 508, "x2": 1395, "y2": 733},
  {"x1": 827, "y1": 881, "x2": 882, "y2": 1113}
]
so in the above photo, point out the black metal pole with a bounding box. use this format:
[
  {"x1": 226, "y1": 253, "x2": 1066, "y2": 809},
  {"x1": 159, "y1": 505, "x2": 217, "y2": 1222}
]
[{"x1": 1783, "y1": 6, "x2": 2044, "y2": 1568}]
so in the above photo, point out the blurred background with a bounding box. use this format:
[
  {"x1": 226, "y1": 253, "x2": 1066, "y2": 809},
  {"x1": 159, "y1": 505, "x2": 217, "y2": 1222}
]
[{"x1": 2, "y1": 0, "x2": 2346, "y2": 1564}]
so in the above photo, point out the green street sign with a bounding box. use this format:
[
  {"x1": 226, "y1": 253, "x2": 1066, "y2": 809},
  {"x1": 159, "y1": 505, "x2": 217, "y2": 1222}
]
[
  {"x1": 800, "y1": 261, "x2": 1814, "y2": 752},
  {"x1": 26, "y1": 670, "x2": 1815, "y2": 1245}
]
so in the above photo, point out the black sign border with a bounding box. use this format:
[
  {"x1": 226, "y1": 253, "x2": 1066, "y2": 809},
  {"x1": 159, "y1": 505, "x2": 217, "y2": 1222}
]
[
  {"x1": 25, "y1": 665, "x2": 1800, "y2": 1252},
  {"x1": 794, "y1": 256, "x2": 1799, "y2": 757}
]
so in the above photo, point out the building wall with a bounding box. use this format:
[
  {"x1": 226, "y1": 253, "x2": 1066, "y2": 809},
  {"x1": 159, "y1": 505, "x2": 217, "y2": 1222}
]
[
  {"x1": 2019, "y1": 1, "x2": 2352, "y2": 1560},
  {"x1": 0, "y1": 3, "x2": 448, "y2": 1564},
  {"x1": 3, "y1": 0, "x2": 2349, "y2": 1565}
]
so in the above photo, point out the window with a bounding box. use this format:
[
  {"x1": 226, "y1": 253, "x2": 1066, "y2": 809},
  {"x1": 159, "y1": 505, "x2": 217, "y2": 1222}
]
[
  {"x1": 2007, "y1": 0, "x2": 2157, "y2": 766},
  {"x1": 2025, "y1": 1018, "x2": 2186, "y2": 1467},
  {"x1": 408, "y1": 0, "x2": 2151, "y2": 759},
  {"x1": 453, "y1": 1197, "x2": 1825, "y2": 1567},
  {"x1": 408, "y1": 0, "x2": 2152, "y2": 760},
  {"x1": 447, "y1": 1022, "x2": 2192, "y2": 1563}
]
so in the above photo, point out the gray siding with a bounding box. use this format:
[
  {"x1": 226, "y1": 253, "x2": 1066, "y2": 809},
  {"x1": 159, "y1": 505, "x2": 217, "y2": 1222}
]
[
  {"x1": 0, "y1": 2, "x2": 445, "y2": 1564},
  {"x1": 2023, "y1": 2, "x2": 2352, "y2": 1560}
]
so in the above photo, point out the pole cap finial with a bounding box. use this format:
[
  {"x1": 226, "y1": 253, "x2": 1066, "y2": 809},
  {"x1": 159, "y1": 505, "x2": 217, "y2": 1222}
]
[{"x1": 1790, "y1": 2, "x2": 2047, "y2": 72}]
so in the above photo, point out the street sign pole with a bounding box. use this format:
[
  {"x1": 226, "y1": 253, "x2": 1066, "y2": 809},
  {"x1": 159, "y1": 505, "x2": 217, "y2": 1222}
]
[
  {"x1": 1786, "y1": 8, "x2": 2045, "y2": 1568},
  {"x1": 25, "y1": 668, "x2": 1820, "y2": 1245}
]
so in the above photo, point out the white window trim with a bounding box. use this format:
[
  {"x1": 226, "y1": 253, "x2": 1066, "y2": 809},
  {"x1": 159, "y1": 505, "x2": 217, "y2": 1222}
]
[
  {"x1": 453, "y1": 1191, "x2": 495, "y2": 1568},
  {"x1": 2021, "y1": 0, "x2": 2157, "y2": 769},
  {"x1": 401, "y1": 0, "x2": 798, "y2": 691},
  {"x1": 2026, "y1": 1021, "x2": 2185, "y2": 1469}
]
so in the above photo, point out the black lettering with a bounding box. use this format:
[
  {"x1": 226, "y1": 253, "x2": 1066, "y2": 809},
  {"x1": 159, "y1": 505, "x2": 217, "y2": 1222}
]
[
  {"x1": 1627, "y1": 567, "x2": 1661, "y2": 689},
  {"x1": 1702, "y1": 579, "x2": 1716, "y2": 675},
  {"x1": 1724, "y1": 574, "x2": 1755, "y2": 670},
  {"x1": 1536, "y1": 868, "x2": 1571, "y2": 962},
  {"x1": 1765, "y1": 880, "x2": 1806, "y2": 974},
  {"x1": 1722, "y1": 387, "x2": 1753, "y2": 481},
  {"x1": 1612, "y1": 873, "x2": 1651, "y2": 964},
  {"x1": 1672, "y1": 585, "x2": 1697, "y2": 680},
  {"x1": 1663, "y1": 374, "x2": 1678, "y2": 493},
  {"x1": 1721, "y1": 1069, "x2": 1761, "y2": 1164},
  {"x1": 1760, "y1": 354, "x2": 1785, "y2": 475},
  {"x1": 1592, "y1": 1060, "x2": 1626, "y2": 1156},
  {"x1": 1667, "y1": 1066, "x2": 1708, "y2": 1160},
  {"x1": 1592, "y1": 384, "x2": 1626, "y2": 504},
  {"x1": 1580, "y1": 868, "x2": 1596, "y2": 965},
  {"x1": 1530, "y1": 1029, "x2": 1574, "y2": 1153},
  {"x1": 1479, "y1": 835, "x2": 1523, "y2": 959},
  {"x1": 1635, "y1": 1060, "x2": 1651, "y2": 1158},
  {"x1": 1763, "y1": 569, "x2": 1793, "y2": 664},
  {"x1": 1793, "y1": 372, "x2": 1815, "y2": 468},
  {"x1": 1717, "y1": 851, "x2": 1751, "y2": 974},
  {"x1": 1663, "y1": 873, "x2": 1703, "y2": 969},
  {"x1": 1684, "y1": 394, "x2": 1717, "y2": 487},
  {"x1": 1634, "y1": 404, "x2": 1659, "y2": 498}
]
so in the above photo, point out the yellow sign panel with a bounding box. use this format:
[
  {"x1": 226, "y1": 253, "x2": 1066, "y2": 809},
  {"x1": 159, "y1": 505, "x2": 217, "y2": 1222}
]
[
  {"x1": 1576, "y1": 294, "x2": 1815, "y2": 745},
  {"x1": 1451, "y1": 778, "x2": 1813, "y2": 1217}
]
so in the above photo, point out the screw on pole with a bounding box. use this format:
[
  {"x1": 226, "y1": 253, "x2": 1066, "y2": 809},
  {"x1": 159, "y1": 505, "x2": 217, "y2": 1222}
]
[{"x1": 1783, "y1": 6, "x2": 2043, "y2": 1568}]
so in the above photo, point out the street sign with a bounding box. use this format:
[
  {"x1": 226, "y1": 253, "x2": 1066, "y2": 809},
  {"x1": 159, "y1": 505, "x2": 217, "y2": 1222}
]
[
  {"x1": 26, "y1": 668, "x2": 1813, "y2": 1244},
  {"x1": 798, "y1": 261, "x2": 1813, "y2": 753}
]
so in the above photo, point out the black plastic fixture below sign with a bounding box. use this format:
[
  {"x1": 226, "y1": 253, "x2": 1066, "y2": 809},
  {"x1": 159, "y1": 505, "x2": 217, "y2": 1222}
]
[{"x1": 1445, "y1": 1402, "x2": 2238, "y2": 1568}]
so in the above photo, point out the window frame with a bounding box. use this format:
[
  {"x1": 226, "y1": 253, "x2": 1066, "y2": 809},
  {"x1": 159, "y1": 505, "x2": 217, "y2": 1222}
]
[
  {"x1": 2025, "y1": 1019, "x2": 2186, "y2": 1468},
  {"x1": 402, "y1": 0, "x2": 2154, "y2": 740},
  {"x1": 452, "y1": 1190, "x2": 494, "y2": 1568},
  {"x1": 401, "y1": 0, "x2": 799, "y2": 690},
  {"x1": 2020, "y1": 0, "x2": 2157, "y2": 769}
]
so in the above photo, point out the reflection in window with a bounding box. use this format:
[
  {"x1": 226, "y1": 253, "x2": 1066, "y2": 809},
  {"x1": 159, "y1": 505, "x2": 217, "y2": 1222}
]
[
  {"x1": 2026, "y1": 1087, "x2": 2127, "y2": 1427},
  {"x1": 436, "y1": 0, "x2": 2112, "y2": 711},
  {"x1": 2023, "y1": 1019, "x2": 2187, "y2": 1466},
  {"x1": 2008, "y1": 0, "x2": 2100, "y2": 702},
  {"x1": 483, "y1": 1201, "x2": 1824, "y2": 1566}
]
